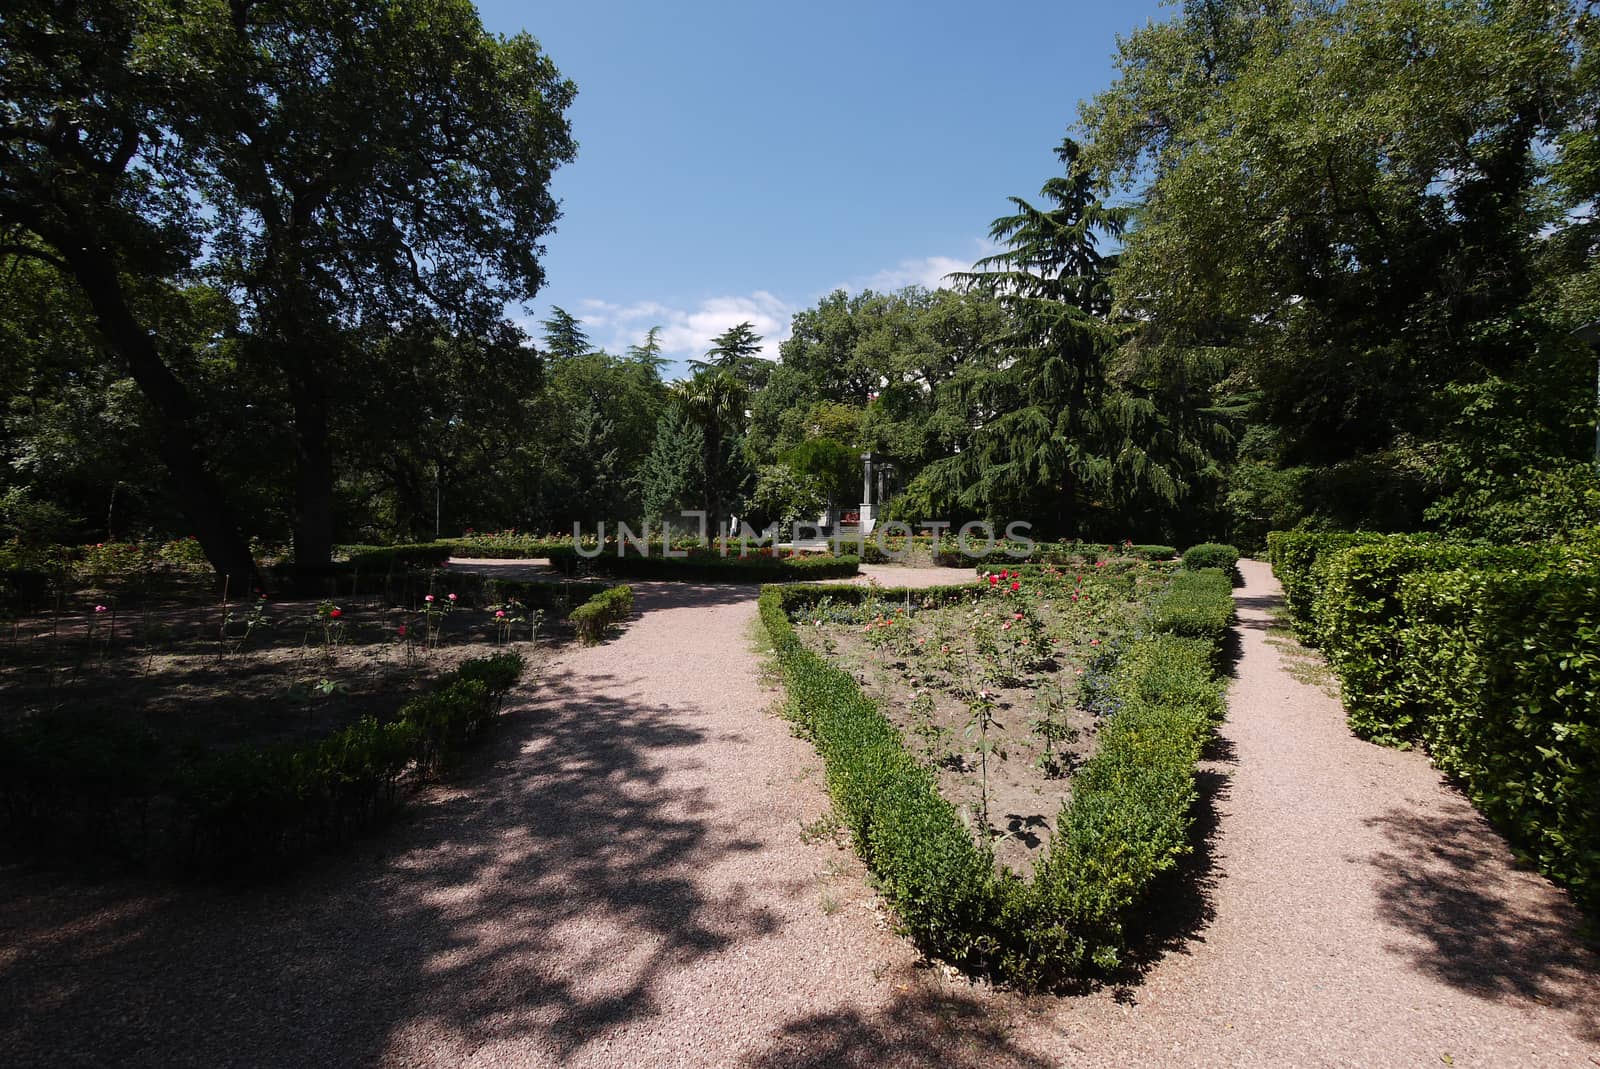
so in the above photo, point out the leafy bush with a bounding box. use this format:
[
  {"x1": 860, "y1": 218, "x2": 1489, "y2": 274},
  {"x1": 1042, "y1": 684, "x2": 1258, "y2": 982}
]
[
  {"x1": 761, "y1": 568, "x2": 1232, "y2": 985},
  {"x1": 0, "y1": 653, "x2": 524, "y2": 875},
  {"x1": 1147, "y1": 569, "x2": 1234, "y2": 646},
  {"x1": 341, "y1": 542, "x2": 453, "y2": 571},
  {"x1": 439, "y1": 534, "x2": 578, "y2": 559},
  {"x1": 468, "y1": 576, "x2": 610, "y2": 616},
  {"x1": 1317, "y1": 538, "x2": 1546, "y2": 744},
  {"x1": 1181, "y1": 543, "x2": 1239, "y2": 573},
  {"x1": 570, "y1": 584, "x2": 635, "y2": 645},
  {"x1": 1397, "y1": 566, "x2": 1599, "y2": 914},
  {"x1": 1031, "y1": 634, "x2": 1222, "y2": 975},
  {"x1": 157, "y1": 537, "x2": 209, "y2": 566},
  {"x1": 1130, "y1": 544, "x2": 1178, "y2": 560},
  {"x1": 551, "y1": 546, "x2": 859, "y2": 582},
  {"x1": 1265, "y1": 530, "x2": 1387, "y2": 640},
  {"x1": 1269, "y1": 529, "x2": 1600, "y2": 915}
]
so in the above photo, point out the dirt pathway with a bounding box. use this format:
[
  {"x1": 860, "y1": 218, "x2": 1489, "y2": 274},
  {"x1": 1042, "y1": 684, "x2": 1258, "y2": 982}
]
[{"x1": 1, "y1": 562, "x2": 1595, "y2": 1067}]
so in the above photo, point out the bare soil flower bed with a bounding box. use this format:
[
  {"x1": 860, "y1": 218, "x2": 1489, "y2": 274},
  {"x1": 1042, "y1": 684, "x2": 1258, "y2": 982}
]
[
  {"x1": 794, "y1": 557, "x2": 1176, "y2": 874},
  {"x1": 0, "y1": 573, "x2": 582, "y2": 753}
]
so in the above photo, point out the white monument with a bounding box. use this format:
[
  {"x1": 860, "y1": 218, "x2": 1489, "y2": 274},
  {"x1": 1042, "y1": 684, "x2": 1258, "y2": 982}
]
[{"x1": 860, "y1": 451, "x2": 885, "y2": 534}]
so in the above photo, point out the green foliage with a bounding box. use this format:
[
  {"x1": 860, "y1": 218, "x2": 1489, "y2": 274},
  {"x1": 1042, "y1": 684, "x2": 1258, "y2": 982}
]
[
  {"x1": 569, "y1": 584, "x2": 635, "y2": 645},
  {"x1": 0, "y1": 652, "x2": 524, "y2": 873},
  {"x1": 781, "y1": 438, "x2": 858, "y2": 506},
  {"x1": 1423, "y1": 349, "x2": 1600, "y2": 542},
  {"x1": 676, "y1": 369, "x2": 751, "y2": 530},
  {"x1": 912, "y1": 136, "x2": 1224, "y2": 538},
  {"x1": 1180, "y1": 543, "x2": 1239, "y2": 574},
  {"x1": 441, "y1": 534, "x2": 578, "y2": 559},
  {"x1": 0, "y1": 0, "x2": 577, "y2": 577},
  {"x1": 1318, "y1": 539, "x2": 1548, "y2": 744},
  {"x1": 693, "y1": 322, "x2": 772, "y2": 391},
  {"x1": 1033, "y1": 634, "x2": 1222, "y2": 973},
  {"x1": 341, "y1": 543, "x2": 453, "y2": 572},
  {"x1": 745, "y1": 465, "x2": 824, "y2": 534},
  {"x1": 759, "y1": 565, "x2": 1232, "y2": 984},
  {"x1": 1148, "y1": 569, "x2": 1234, "y2": 645},
  {"x1": 1397, "y1": 566, "x2": 1600, "y2": 914},
  {"x1": 505, "y1": 347, "x2": 669, "y2": 534},
  {"x1": 540, "y1": 307, "x2": 592, "y2": 360},
  {"x1": 1273, "y1": 530, "x2": 1600, "y2": 914},
  {"x1": 750, "y1": 287, "x2": 1009, "y2": 509},
  {"x1": 455, "y1": 651, "x2": 529, "y2": 693},
  {"x1": 1265, "y1": 530, "x2": 1389, "y2": 640},
  {"x1": 1081, "y1": 0, "x2": 1599, "y2": 542},
  {"x1": 639, "y1": 406, "x2": 707, "y2": 525},
  {"x1": 552, "y1": 547, "x2": 859, "y2": 583}
]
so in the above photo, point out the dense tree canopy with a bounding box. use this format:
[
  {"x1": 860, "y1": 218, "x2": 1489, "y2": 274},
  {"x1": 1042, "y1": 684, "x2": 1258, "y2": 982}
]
[
  {"x1": 1079, "y1": 0, "x2": 1599, "y2": 540},
  {"x1": 0, "y1": 0, "x2": 576, "y2": 582},
  {"x1": 3, "y1": 0, "x2": 1594, "y2": 566}
]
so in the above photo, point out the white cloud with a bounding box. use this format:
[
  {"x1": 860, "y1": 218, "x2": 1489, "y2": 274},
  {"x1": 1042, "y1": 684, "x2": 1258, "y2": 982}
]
[
  {"x1": 836, "y1": 239, "x2": 1002, "y2": 295},
  {"x1": 548, "y1": 238, "x2": 1000, "y2": 377},
  {"x1": 567, "y1": 291, "x2": 795, "y2": 374},
  {"x1": 856, "y1": 254, "x2": 969, "y2": 292}
]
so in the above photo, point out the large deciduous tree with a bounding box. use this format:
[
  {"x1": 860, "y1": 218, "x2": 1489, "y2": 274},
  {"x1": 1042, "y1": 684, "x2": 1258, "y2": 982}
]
[
  {"x1": 0, "y1": 0, "x2": 576, "y2": 583},
  {"x1": 1080, "y1": 0, "x2": 1597, "y2": 535}
]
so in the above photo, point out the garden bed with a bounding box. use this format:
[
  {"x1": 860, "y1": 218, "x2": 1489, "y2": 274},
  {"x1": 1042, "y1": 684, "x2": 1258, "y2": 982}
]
[
  {"x1": 0, "y1": 572, "x2": 609, "y2": 753},
  {"x1": 790, "y1": 560, "x2": 1171, "y2": 874},
  {"x1": 0, "y1": 564, "x2": 638, "y2": 875},
  {"x1": 763, "y1": 556, "x2": 1234, "y2": 986}
]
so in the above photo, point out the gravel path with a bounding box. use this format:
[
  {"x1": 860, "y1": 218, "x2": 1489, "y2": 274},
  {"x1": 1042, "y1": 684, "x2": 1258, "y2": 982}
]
[{"x1": 1, "y1": 560, "x2": 1595, "y2": 1067}]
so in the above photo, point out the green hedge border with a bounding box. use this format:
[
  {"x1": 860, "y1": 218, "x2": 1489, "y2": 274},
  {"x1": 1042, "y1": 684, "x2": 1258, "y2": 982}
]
[
  {"x1": 0, "y1": 652, "x2": 526, "y2": 875},
  {"x1": 759, "y1": 568, "x2": 1233, "y2": 986},
  {"x1": 571, "y1": 584, "x2": 635, "y2": 644},
  {"x1": 548, "y1": 547, "x2": 860, "y2": 582},
  {"x1": 1267, "y1": 529, "x2": 1600, "y2": 916}
]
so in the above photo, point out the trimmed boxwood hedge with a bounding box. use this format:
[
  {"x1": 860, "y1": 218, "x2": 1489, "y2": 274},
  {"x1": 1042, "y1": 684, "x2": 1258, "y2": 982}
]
[
  {"x1": 1265, "y1": 530, "x2": 1387, "y2": 641},
  {"x1": 1397, "y1": 566, "x2": 1600, "y2": 914},
  {"x1": 1147, "y1": 569, "x2": 1235, "y2": 646},
  {"x1": 550, "y1": 546, "x2": 860, "y2": 582},
  {"x1": 571, "y1": 584, "x2": 635, "y2": 644},
  {"x1": 341, "y1": 542, "x2": 453, "y2": 571},
  {"x1": 1180, "y1": 543, "x2": 1240, "y2": 573},
  {"x1": 761, "y1": 569, "x2": 1232, "y2": 985},
  {"x1": 1317, "y1": 539, "x2": 1546, "y2": 745},
  {"x1": 438, "y1": 536, "x2": 577, "y2": 559},
  {"x1": 0, "y1": 652, "x2": 525, "y2": 875},
  {"x1": 1267, "y1": 529, "x2": 1600, "y2": 915}
]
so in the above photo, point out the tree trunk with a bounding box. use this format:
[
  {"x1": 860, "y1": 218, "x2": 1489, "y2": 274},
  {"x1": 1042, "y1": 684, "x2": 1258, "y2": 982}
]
[
  {"x1": 64, "y1": 248, "x2": 260, "y2": 592},
  {"x1": 286, "y1": 371, "x2": 336, "y2": 574},
  {"x1": 704, "y1": 429, "x2": 723, "y2": 539}
]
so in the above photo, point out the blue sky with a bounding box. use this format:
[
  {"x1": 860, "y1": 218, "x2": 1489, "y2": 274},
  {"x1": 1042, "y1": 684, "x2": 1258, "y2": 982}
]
[{"x1": 474, "y1": 0, "x2": 1167, "y2": 375}]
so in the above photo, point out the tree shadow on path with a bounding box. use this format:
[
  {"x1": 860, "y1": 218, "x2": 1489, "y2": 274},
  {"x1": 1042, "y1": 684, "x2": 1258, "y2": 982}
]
[
  {"x1": 1364, "y1": 801, "x2": 1600, "y2": 1047},
  {"x1": 0, "y1": 660, "x2": 781, "y2": 1067},
  {"x1": 741, "y1": 985, "x2": 1054, "y2": 1069}
]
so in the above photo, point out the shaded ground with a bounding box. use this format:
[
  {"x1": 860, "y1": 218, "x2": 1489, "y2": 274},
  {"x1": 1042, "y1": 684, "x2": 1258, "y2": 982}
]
[
  {"x1": 0, "y1": 564, "x2": 570, "y2": 749},
  {"x1": 1, "y1": 560, "x2": 1595, "y2": 1067}
]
